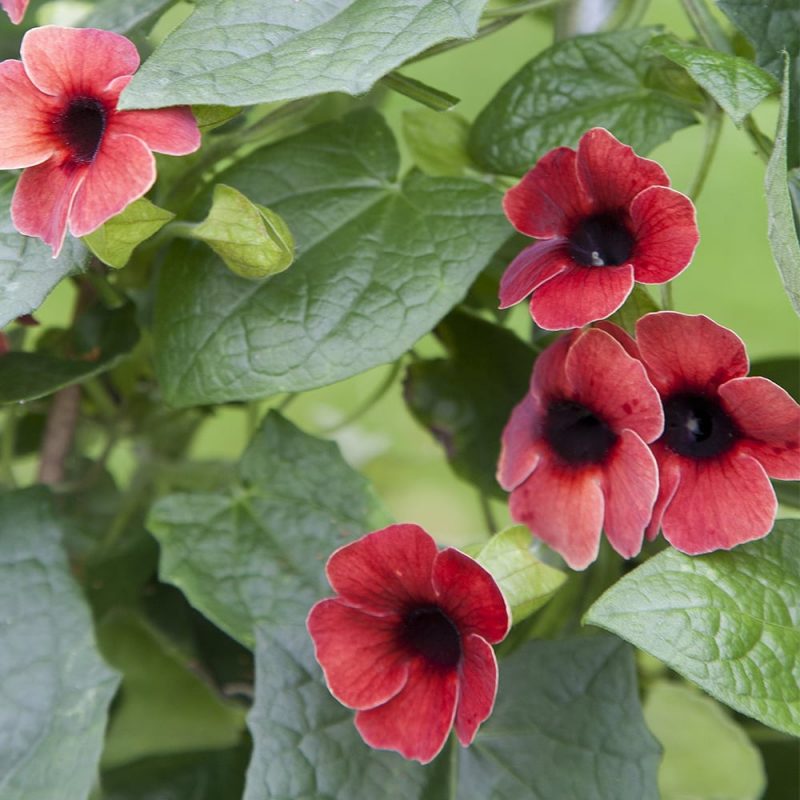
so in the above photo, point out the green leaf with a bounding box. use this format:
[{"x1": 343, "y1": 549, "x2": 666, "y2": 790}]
[
  {"x1": 454, "y1": 635, "x2": 660, "y2": 799},
  {"x1": 245, "y1": 625, "x2": 434, "y2": 800},
  {"x1": 469, "y1": 28, "x2": 698, "y2": 176},
  {"x1": 750, "y1": 356, "x2": 800, "y2": 401},
  {"x1": 403, "y1": 108, "x2": 473, "y2": 177},
  {"x1": 147, "y1": 412, "x2": 389, "y2": 647},
  {"x1": 191, "y1": 184, "x2": 295, "y2": 280},
  {"x1": 585, "y1": 519, "x2": 800, "y2": 735},
  {"x1": 607, "y1": 283, "x2": 660, "y2": 334},
  {"x1": 98, "y1": 610, "x2": 246, "y2": 769},
  {"x1": 80, "y1": 0, "x2": 176, "y2": 34},
  {"x1": 83, "y1": 198, "x2": 175, "y2": 269},
  {"x1": 765, "y1": 60, "x2": 800, "y2": 315},
  {"x1": 101, "y1": 746, "x2": 250, "y2": 800},
  {"x1": 0, "y1": 302, "x2": 140, "y2": 403},
  {"x1": 475, "y1": 526, "x2": 566, "y2": 624},
  {"x1": 717, "y1": 0, "x2": 800, "y2": 80},
  {"x1": 0, "y1": 487, "x2": 120, "y2": 800},
  {"x1": 643, "y1": 681, "x2": 766, "y2": 800},
  {"x1": 0, "y1": 177, "x2": 88, "y2": 327},
  {"x1": 154, "y1": 110, "x2": 510, "y2": 406},
  {"x1": 404, "y1": 309, "x2": 534, "y2": 497},
  {"x1": 649, "y1": 34, "x2": 777, "y2": 125},
  {"x1": 120, "y1": 0, "x2": 487, "y2": 109}
]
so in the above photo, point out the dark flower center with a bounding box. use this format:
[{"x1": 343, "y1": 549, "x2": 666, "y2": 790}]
[
  {"x1": 662, "y1": 392, "x2": 739, "y2": 459},
  {"x1": 569, "y1": 212, "x2": 634, "y2": 267},
  {"x1": 545, "y1": 399, "x2": 617, "y2": 465},
  {"x1": 402, "y1": 606, "x2": 461, "y2": 668},
  {"x1": 56, "y1": 97, "x2": 107, "y2": 164}
]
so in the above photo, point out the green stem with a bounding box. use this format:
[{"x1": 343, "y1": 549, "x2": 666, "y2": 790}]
[
  {"x1": 689, "y1": 104, "x2": 724, "y2": 201},
  {"x1": 407, "y1": 16, "x2": 519, "y2": 63},
  {"x1": 680, "y1": 0, "x2": 731, "y2": 53},
  {"x1": 320, "y1": 361, "x2": 403, "y2": 435},
  {"x1": 379, "y1": 72, "x2": 459, "y2": 110},
  {"x1": 84, "y1": 269, "x2": 125, "y2": 308},
  {"x1": 275, "y1": 393, "x2": 297, "y2": 413},
  {"x1": 1, "y1": 405, "x2": 17, "y2": 488},
  {"x1": 245, "y1": 401, "x2": 261, "y2": 438},
  {"x1": 478, "y1": 492, "x2": 498, "y2": 535},
  {"x1": 482, "y1": 0, "x2": 560, "y2": 18},
  {"x1": 743, "y1": 115, "x2": 773, "y2": 163},
  {"x1": 660, "y1": 281, "x2": 674, "y2": 311}
]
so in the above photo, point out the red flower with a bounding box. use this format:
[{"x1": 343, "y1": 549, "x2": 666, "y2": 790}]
[
  {"x1": 498, "y1": 326, "x2": 663, "y2": 569},
  {"x1": 0, "y1": 26, "x2": 201, "y2": 256},
  {"x1": 306, "y1": 524, "x2": 510, "y2": 764},
  {"x1": 634, "y1": 312, "x2": 800, "y2": 553},
  {"x1": 1, "y1": 0, "x2": 27, "y2": 24},
  {"x1": 500, "y1": 128, "x2": 699, "y2": 330}
]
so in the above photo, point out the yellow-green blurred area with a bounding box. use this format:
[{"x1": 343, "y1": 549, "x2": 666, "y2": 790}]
[{"x1": 15, "y1": 0, "x2": 800, "y2": 545}]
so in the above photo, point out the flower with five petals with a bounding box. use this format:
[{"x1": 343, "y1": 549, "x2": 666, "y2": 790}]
[
  {"x1": 307, "y1": 523, "x2": 510, "y2": 764},
  {"x1": 0, "y1": 26, "x2": 200, "y2": 256}
]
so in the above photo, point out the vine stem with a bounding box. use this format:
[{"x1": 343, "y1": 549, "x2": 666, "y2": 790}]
[
  {"x1": 319, "y1": 360, "x2": 403, "y2": 435},
  {"x1": 478, "y1": 492, "x2": 498, "y2": 535},
  {"x1": 38, "y1": 385, "x2": 81, "y2": 485},
  {"x1": 689, "y1": 103, "x2": 724, "y2": 202}
]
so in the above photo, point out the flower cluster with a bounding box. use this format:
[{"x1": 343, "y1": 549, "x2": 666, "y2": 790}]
[
  {"x1": 496, "y1": 129, "x2": 799, "y2": 568},
  {"x1": 499, "y1": 312, "x2": 800, "y2": 568}
]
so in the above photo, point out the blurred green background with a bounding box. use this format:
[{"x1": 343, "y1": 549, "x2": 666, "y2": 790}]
[{"x1": 14, "y1": 0, "x2": 800, "y2": 547}]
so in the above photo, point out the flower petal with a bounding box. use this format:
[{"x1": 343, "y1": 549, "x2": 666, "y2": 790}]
[
  {"x1": 565, "y1": 328, "x2": 663, "y2": 442},
  {"x1": 530, "y1": 330, "x2": 574, "y2": 399},
  {"x1": 306, "y1": 598, "x2": 408, "y2": 710},
  {"x1": 660, "y1": 451, "x2": 777, "y2": 554},
  {"x1": 645, "y1": 441, "x2": 681, "y2": 541},
  {"x1": 601, "y1": 430, "x2": 658, "y2": 558},
  {"x1": 497, "y1": 393, "x2": 544, "y2": 491},
  {"x1": 68, "y1": 132, "x2": 155, "y2": 237},
  {"x1": 0, "y1": 60, "x2": 60, "y2": 168},
  {"x1": 355, "y1": 657, "x2": 458, "y2": 764},
  {"x1": 433, "y1": 548, "x2": 510, "y2": 643},
  {"x1": 112, "y1": 107, "x2": 201, "y2": 156},
  {"x1": 593, "y1": 319, "x2": 642, "y2": 359},
  {"x1": 454, "y1": 633, "x2": 498, "y2": 746},
  {"x1": 509, "y1": 459, "x2": 604, "y2": 570},
  {"x1": 576, "y1": 128, "x2": 670, "y2": 209},
  {"x1": 503, "y1": 146, "x2": 590, "y2": 238},
  {"x1": 326, "y1": 524, "x2": 438, "y2": 613},
  {"x1": 21, "y1": 26, "x2": 140, "y2": 97},
  {"x1": 529, "y1": 263, "x2": 634, "y2": 330},
  {"x1": 499, "y1": 239, "x2": 572, "y2": 309},
  {"x1": 1, "y1": 0, "x2": 29, "y2": 24},
  {"x1": 636, "y1": 312, "x2": 749, "y2": 396},
  {"x1": 629, "y1": 186, "x2": 699, "y2": 283},
  {"x1": 11, "y1": 158, "x2": 85, "y2": 257},
  {"x1": 720, "y1": 377, "x2": 800, "y2": 479}
]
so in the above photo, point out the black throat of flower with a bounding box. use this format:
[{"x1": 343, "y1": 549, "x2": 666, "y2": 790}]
[
  {"x1": 569, "y1": 212, "x2": 634, "y2": 267},
  {"x1": 401, "y1": 605, "x2": 461, "y2": 668},
  {"x1": 544, "y1": 398, "x2": 618, "y2": 466},
  {"x1": 56, "y1": 96, "x2": 108, "y2": 164},
  {"x1": 662, "y1": 392, "x2": 739, "y2": 459}
]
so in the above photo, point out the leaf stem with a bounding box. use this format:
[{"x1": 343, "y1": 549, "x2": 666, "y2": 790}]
[
  {"x1": 83, "y1": 377, "x2": 118, "y2": 420},
  {"x1": 659, "y1": 281, "x2": 673, "y2": 310},
  {"x1": 478, "y1": 492, "x2": 498, "y2": 535},
  {"x1": 1, "y1": 405, "x2": 17, "y2": 488},
  {"x1": 689, "y1": 103, "x2": 724, "y2": 202},
  {"x1": 37, "y1": 385, "x2": 81, "y2": 485},
  {"x1": 320, "y1": 360, "x2": 403, "y2": 435},
  {"x1": 407, "y1": 16, "x2": 520, "y2": 63},
  {"x1": 679, "y1": 0, "x2": 731, "y2": 53},
  {"x1": 482, "y1": 0, "x2": 559, "y2": 18},
  {"x1": 379, "y1": 72, "x2": 459, "y2": 110}
]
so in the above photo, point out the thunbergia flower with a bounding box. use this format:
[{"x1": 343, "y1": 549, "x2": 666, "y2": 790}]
[
  {"x1": 498, "y1": 325, "x2": 664, "y2": 569},
  {"x1": 633, "y1": 311, "x2": 800, "y2": 553},
  {"x1": 306, "y1": 523, "x2": 510, "y2": 764},
  {"x1": 1, "y1": 0, "x2": 28, "y2": 24},
  {"x1": 500, "y1": 128, "x2": 699, "y2": 330},
  {"x1": 0, "y1": 26, "x2": 201, "y2": 256}
]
